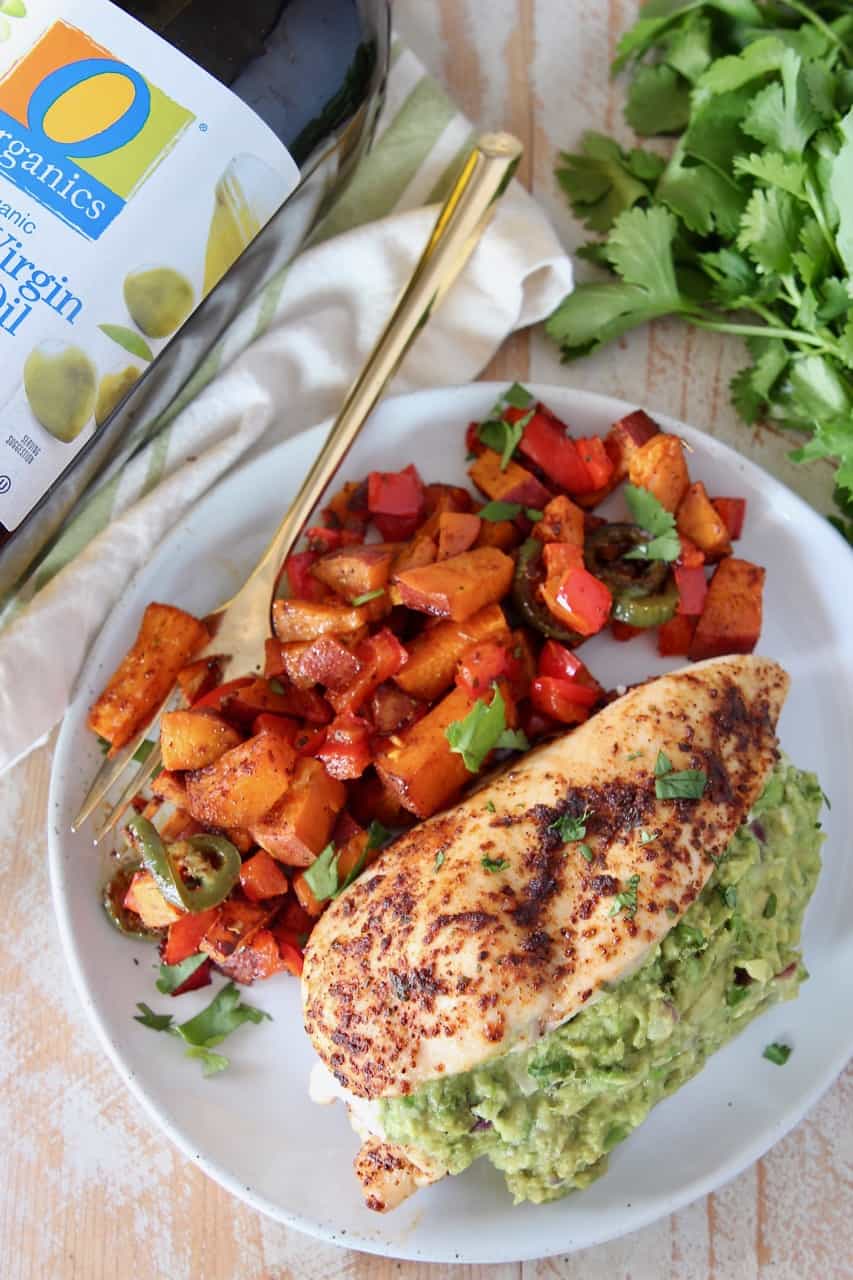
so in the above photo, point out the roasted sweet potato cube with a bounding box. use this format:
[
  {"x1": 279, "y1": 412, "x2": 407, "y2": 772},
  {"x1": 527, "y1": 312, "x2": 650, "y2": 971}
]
[
  {"x1": 199, "y1": 898, "x2": 275, "y2": 964},
  {"x1": 437, "y1": 512, "x2": 482, "y2": 560},
  {"x1": 311, "y1": 544, "x2": 395, "y2": 600},
  {"x1": 375, "y1": 686, "x2": 477, "y2": 818},
  {"x1": 605, "y1": 409, "x2": 659, "y2": 481},
  {"x1": 272, "y1": 599, "x2": 368, "y2": 643},
  {"x1": 423, "y1": 483, "x2": 474, "y2": 518},
  {"x1": 475, "y1": 518, "x2": 521, "y2": 551},
  {"x1": 240, "y1": 849, "x2": 290, "y2": 902},
  {"x1": 392, "y1": 533, "x2": 437, "y2": 575},
  {"x1": 393, "y1": 604, "x2": 511, "y2": 701},
  {"x1": 160, "y1": 710, "x2": 243, "y2": 772},
  {"x1": 289, "y1": 636, "x2": 362, "y2": 692},
  {"x1": 88, "y1": 603, "x2": 209, "y2": 749},
  {"x1": 677, "y1": 482, "x2": 732, "y2": 559},
  {"x1": 177, "y1": 656, "x2": 221, "y2": 704},
  {"x1": 348, "y1": 769, "x2": 417, "y2": 830},
  {"x1": 151, "y1": 769, "x2": 188, "y2": 808},
  {"x1": 250, "y1": 757, "x2": 346, "y2": 866},
  {"x1": 689, "y1": 558, "x2": 765, "y2": 661},
  {"x1": 469, "y1": 450, "x2": 551, "y2": 510},
  {"x1": 123, "y1": 869, "x2": 183, "y2": 928},
  {"x1": 185, "y1": 733, "x2": 297, "y2": 829},
  {"x1": 533, "y1": 494, "x2": 585, "y2": 547},
  {"x1": 628, "y1": 434, "x2": 690, "y2": 513},
  {"x1": 216, "y1": 928, "x2": 287, "y2": 983},
  {"x1": 394, "y1": 548, "x2": 514, "y2": 622},
  {"x1": 158, "y1": 809, "x2": 203, "y2": 842}
]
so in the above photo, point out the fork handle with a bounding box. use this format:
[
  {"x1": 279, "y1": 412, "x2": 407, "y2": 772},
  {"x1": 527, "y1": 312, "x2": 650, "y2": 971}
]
[{"x1": 228, "y1": 131, "x2": 524, "y2": 623}]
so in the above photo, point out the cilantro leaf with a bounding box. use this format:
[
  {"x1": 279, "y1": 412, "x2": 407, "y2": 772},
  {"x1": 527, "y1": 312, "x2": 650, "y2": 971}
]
[
  {"x1": 604, "y1": 206, "x2": 683, "y2": 305},
  {"x1": 478, "y1": 500, "x2": 523, "y2": 521},
  {"x1": 737, "y1": 187, "x2": 803, "y2": 275},
  {"x1": 156, "y1": 953, "x2": 208, "y2": 995},
  {"x1": 366, "y1": 819, "x2": 393, "y2": 851},
  {"x1": 550, "y1": 807, "x2": 592, "y2": 843},
  {"x1": 303, "y1": 843, "x2": 339, "y2": 903},
  {"x1": 496, "y1": 727, "x2": 530, "y2": 753},
  {"x1": 656, "y1": 768, "x2": 708, "y2": 800},
  {"x1": 763, "y1": 1041, "x2": 792, "y2": 1066},
  {"x1": 719, "y1": 883, "x2": 738, "y2": 909},
  {"x1": 446, "y1": 687, "x2": 521, "y2": 773},
  {"x1": 578, "y1": 842, "x2": 594, "y2": 862},
  {"x1": 503, "y1": 382, "x2": 534, "y2": 409},
  {"x1": 555, "y1": 132, "x2": 660, "y2": 233},
  {"x1": 623, "y1": 484, "x2": 681, "y2": 561},
  {"x1": 609, "y1": 873, "x2": 641, "y2": 918},
  {"x1": 742, "y1": 49, "x2": 822, "y2": 157},
  {"x1": 482, "y1": 855, "x2": 510, "y2": 874},
  {"x1": 434, "y1": 850, "x2": 445, "y2": 871},
  {"x1": 626, "y1": 64, "x2": 691, "y2": 136},
  {"x1": 830, "y1": 107, "x2": 853, "y2": 277},
  {"x1": 351, "y1": 588, "x2": 385, "y2": 606},
  {"x1": 639, "y1": 828, "x2": 658, "y2": 844},
  {"x1": 135, "y1": 1003, "x2": 173, "y2": 1032},
  {"x1": 184, "y1": 1046, "x2": 230, "y2": 1076},
  {"x1": 477, "y1": 414, "x2": 528, "y2": 472},
  {"x1": 175, "y1": 982, "x2": 270, "y2": 1050},
  {"x1": 655, "y1": 750, "x2": 673, "y2": 776}
]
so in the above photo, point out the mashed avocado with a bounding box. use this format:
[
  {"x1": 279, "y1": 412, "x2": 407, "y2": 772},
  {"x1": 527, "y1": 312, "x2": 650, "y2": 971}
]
[{"x1": 379, "y1": 760, "x2": 824, "y2": 1203}]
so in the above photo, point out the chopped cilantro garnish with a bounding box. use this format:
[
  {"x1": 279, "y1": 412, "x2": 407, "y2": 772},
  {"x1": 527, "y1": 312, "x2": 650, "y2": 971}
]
[
  {"x1": 155, "y1": 953, "x2": 207, "y2": 995},
  {"x1": 654, "y1": 750, "x2": 672, "y2": 777},
  {"x1": 578, "y1": 842, "x2": 594, "y2": 862},
  {"x1": 609, "y1": 873, "x2": 640, "y2": 918},
  {"x1": 654, "y1": 753, "x2": 707, "y2": 800},
  {"x1": 550, "y1": 807, "x2": 592, "y2": 844},
  {"x1": 485, "y1": 800, "x2": 496, "y2": 813},
  {"x1": 135, "y1": 982, "x2": 270, "y2": 1076},
  {"x1": 623, "y1": 485, "x2": 680, "y2": 562},
  {"x1": 434, "y1": 850, "x2": 445, "y2": 871},
  {"x1": 478, "y1": 500, "x2": 523, "y2": 522},
  {"x1": 763, "y1": 1042, "x2": 792, "y2": 1066},
  {"x1": 725, "y1": 985, "x2": 750, "y2": 1009},
  {"x1": 351, "y1": 588, "x2": 386, "y2": 606},
  {"x1": 366, "y1": 819, "x2": 393, "y2": 851},
  {"x1": 302, "y1": 843, "x2": 339, "y2": 902},
  {"x1": 719, "y1": 884, "x2": 738, "y2": 909},
  {"x1": 482, "y1": 855, "x2": 510, "y2": 874},
  {"x1": 638, "y1": 827, "x2": 658, "y2": 844},
  {"x1": 445, "y1": 687, "x2": 528, "y2": 773},
  {"x1": 476, "y1": 383, "x2": 536, "y2": 470},
  {"x1": 133, "y1": 739, "x2": 156, "y2": 764}
]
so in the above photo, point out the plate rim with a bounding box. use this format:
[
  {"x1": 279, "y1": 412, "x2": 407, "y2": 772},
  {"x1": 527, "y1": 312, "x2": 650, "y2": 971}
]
[{"x1": 47, "y1": 381, "x2": 853, "y2": 1264}]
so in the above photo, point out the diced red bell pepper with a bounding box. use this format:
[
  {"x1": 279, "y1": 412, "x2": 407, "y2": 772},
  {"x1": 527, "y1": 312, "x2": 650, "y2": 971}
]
[
  {"x1": 465, "y1": 420, "x2": 486, "y2": 457},
  {"x1": 537, "y1": 639, "x2": 599, "y2": 691},
  {"x1": 575, "y1": 437, "x2": 614, "y2": 490},
  {"x1": 675, "y1": 565, "x2": 709, "y2": 617},
  {"x1": 455, "y1": 640, "x2": 521, "y2": 697},
  {"x1": 370, "y1": 683, "x2": 423, "y2": 735},
  {"x1": 192, "y1": 677, "x2": 254, "y2": 713},
  {"x1": 530, "y1": 676, "x2": 595, "y2": 725},
  {"x1": 678, "y1": 536, "x2": 706, "y2": 569},
  {"x1": 284, "y1": 550, "x2": 327, "y2": 601},
  {"x1": 542, "y1": 541, "x2": 585, "y2": 578},
  {"x1": 315, "y1": 714, "x2": 373, "y2": 780},
  {"x1": 367, "y1": 464, "x2": 425, "y2": 540},
  {"x1": 611, "y1": 620, "x2": 644, "y2": 642},
  {"x1": 171, "y1": 956, "x2": 213, "y2": 996},
  {"x1": 163, "y1": 907, "x2": 220, "y2": 966},
  {"x1": 278, "y1": 898, "x2": 316, "y2": 936},
  {"x1": 305, "y1": 526, "x2": 363, "y2": 553},
  {"x1": 273, "y1": 931, "x2": 304, "y2": 977},
  {"x1": 293, "y1": 725, "x2": 328, "y2": 756},
  {"x1": 240, "y1": 849, "x2": 291, "y2": 902},
  {"x1": 328, "y1": 628, "x2": 408, "y2": 715},
  {"x1": 555, "y1": 568, "x2": 612, "y2": 637},
  {"x1": 711, "y1": 497, "x2": 746, "y2": 541},
  {"x1": 512, "y1": 403, "x2": 595, "y2": 495},
  {"x1": 657, "y1": 614, "x2": 697, "y2": 657},
  {"x1": 518, "y1": 702, "x2": 561, "y2": 743}
]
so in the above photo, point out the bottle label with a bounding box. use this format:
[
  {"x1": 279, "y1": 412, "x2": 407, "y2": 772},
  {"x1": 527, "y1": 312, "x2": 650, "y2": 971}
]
[{"x1": 0, "y1": 1, "x2": 299, "y2": 530}]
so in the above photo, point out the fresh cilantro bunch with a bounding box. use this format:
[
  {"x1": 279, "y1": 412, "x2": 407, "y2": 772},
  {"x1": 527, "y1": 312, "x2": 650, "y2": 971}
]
[{"x1": 547, "y1": 0, "x2": 853, "y2": 522}]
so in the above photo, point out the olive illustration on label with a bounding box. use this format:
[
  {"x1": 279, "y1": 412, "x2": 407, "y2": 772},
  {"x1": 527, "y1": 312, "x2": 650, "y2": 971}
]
[
  {"x1": 24, "y1": 343, "x2": 97, "y2": 442},
  {"x1": 123, "y1": 267, "x2": 195, "y2": 339},
  {"x1": 95, "y1": 365, "x2": 141, "y2": 427}
]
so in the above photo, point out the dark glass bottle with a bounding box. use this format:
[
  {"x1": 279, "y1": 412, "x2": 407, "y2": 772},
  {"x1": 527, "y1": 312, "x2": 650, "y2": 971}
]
[{"x1": 0, "y1": 0, "x2": 389, "y2": 600}]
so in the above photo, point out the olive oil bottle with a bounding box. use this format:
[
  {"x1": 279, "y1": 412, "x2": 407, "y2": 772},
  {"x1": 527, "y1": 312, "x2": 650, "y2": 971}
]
[{"x1": 0, "y1": 0, "x2": 389, "y2": 598}]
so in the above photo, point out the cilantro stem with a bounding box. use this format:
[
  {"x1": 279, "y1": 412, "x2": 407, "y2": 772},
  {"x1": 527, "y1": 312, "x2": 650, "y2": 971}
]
[
  {"x1": 804, "y1": 176, "x2": 845, "y2": 272},
  {"x1": 782, "y1": 0, "x2": 851, "y2": 66},
  {"x1": 686, "y1": 315, "x2": 828, "y2": 347}
]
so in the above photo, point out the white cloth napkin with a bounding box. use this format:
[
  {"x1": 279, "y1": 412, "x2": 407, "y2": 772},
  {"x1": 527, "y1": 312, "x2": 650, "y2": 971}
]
[{"x1": 0, "y1": 55, "x2": 572, "y2": 775}]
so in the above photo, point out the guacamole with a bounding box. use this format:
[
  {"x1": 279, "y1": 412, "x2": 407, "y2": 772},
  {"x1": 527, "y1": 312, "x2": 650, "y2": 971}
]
[{"x1": 379, "y1": 760, "x2": 824, "y2": 1203}]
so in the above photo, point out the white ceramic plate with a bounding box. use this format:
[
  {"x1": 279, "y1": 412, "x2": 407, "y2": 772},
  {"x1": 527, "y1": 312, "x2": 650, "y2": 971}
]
[{"x1": 48, "y1": 384, "x2": 853, "y2": 1264}]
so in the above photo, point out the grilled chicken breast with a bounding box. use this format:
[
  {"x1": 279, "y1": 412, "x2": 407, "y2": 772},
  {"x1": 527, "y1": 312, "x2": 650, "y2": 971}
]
[{"x1": 302, "y1": 655, "x2": 789, "y2": 1206}]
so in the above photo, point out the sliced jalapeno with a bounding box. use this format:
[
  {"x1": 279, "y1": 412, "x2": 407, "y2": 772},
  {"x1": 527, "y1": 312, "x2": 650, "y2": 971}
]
[
  {"x1": 126, "y1": 817, "x2": 240, "y2": 913},
  {"x1": 584, "y1": 523, "x2": 669, "y2": 598},
  {"x1": 512, "y1": 538, "x2": 585, "y2": 645},
  {"x1": 127, "y1": 814, "x2": 183, "y2": 907},
  {"x1": 166, "y1": 834, "x2": 241, "y2": 912},
  {"x1": 611, "y1": 576, "x2": 679, "y2": 628},
  {"x1": 102, "y1": 862, "x2": 164, "y2": 943}
]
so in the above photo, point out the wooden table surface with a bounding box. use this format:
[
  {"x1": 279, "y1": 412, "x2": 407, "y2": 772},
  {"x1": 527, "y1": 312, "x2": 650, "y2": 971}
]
[{"x1": 3, "y1": 2, "x2": 851, "y2": 1277}]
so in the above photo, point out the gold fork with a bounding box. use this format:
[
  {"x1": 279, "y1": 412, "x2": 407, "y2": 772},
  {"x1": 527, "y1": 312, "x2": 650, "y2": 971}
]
[{"x1": 74, "y1": 131, "x2": 524, "y2": 844}]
